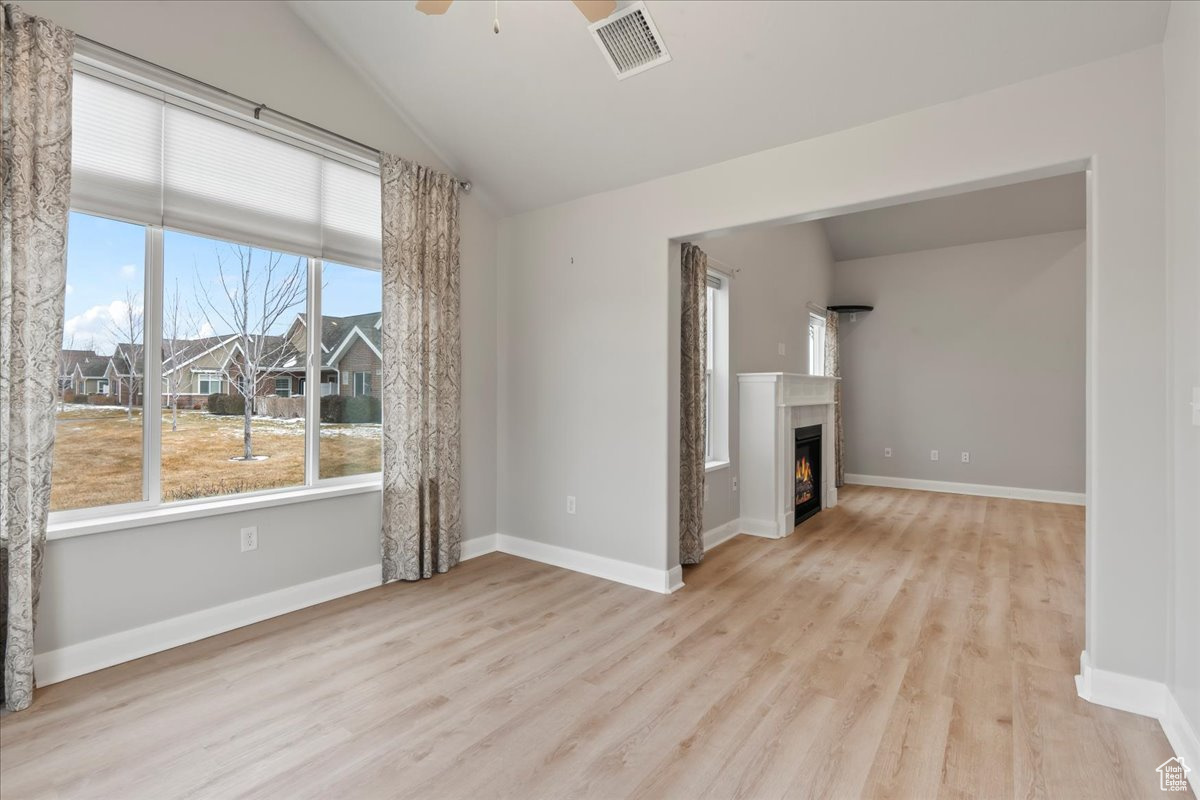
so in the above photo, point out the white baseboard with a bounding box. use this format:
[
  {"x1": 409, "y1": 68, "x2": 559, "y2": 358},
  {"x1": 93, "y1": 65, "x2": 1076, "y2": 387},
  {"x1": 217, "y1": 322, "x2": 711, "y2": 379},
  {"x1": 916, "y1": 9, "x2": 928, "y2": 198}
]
[
  {"x1": 1075, "y1": 650, "x2": 1166, "y2": 718},
  {"x1": 739, "y1": 517, "x2": 783, "y2": 538},
  {"x1": 1077, "y1": 650, "x2": 1200, "y2": 789},
  {"x1": 703, "y1": 519, "x2": 742, "y2": 551},
  {"x1": 845, "y1": 473, "x2": 1085, "y2": 506},
  {"x1": 461, "y1": 533, "x2": 500, "y2": 561},
  {"x1": 1163, "y1": 690, "x2": 1200, "y2": 793},
  {"x1": 35, "y1": 564, "x2": 381, "y2": 687},
  {"x1": 495, "y1": 534, "x2": 680, "y2": 595}
]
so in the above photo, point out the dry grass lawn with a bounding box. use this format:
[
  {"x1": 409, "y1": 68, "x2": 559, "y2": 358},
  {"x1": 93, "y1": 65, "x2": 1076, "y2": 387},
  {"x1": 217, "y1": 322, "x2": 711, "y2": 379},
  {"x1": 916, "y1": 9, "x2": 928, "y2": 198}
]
[{"x1": 51, "y1": 405, "x2": 380, "y2": 511}]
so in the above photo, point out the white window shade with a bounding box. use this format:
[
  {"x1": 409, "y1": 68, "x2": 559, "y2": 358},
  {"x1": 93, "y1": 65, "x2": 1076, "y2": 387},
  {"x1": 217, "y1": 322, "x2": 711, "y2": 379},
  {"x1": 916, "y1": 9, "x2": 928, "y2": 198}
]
[
  {"x1": 322, "y1": 160, "x2": 382, "y2": 269},
  {"x1": 163, "y1": 105, "x2": 323, "y2": 256},
  {"x1": 71, "y1": 73, "x2": 163, "y2": 222},
  {"x1": 71, "y1": 72, "x2": 382, "y2": 267}
]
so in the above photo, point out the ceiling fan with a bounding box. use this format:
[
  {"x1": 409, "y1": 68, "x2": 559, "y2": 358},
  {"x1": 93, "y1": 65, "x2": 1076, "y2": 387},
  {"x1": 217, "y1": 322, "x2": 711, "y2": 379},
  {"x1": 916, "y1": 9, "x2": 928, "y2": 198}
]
[{"x1": 415, "y1": 0, "x2": 618, "y2": 33}]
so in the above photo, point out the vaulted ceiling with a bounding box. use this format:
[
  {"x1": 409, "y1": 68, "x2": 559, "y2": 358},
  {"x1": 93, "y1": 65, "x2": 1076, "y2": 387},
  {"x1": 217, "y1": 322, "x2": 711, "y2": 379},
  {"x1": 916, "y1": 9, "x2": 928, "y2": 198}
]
[{"x1": 290, "y1": 0, "x2": 1168, "y2": 215}]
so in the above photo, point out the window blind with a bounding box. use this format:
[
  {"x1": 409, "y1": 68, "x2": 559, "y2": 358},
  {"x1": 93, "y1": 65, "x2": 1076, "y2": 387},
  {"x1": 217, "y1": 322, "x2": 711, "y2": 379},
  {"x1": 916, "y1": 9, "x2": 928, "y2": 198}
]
[{"x1": 71, "y1": 72, "x2": 383, "y2": 269}]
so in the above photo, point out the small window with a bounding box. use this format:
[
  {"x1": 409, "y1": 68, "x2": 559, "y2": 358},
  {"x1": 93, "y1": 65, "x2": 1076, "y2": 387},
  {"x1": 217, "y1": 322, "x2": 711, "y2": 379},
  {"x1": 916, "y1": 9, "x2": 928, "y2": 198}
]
[
  {"x1": 353, "y1": 371, "x2": 372, "y2": 397},
  {"x1": 705, "y1": 272, "x2": 729, "y2": 467},
  {"x1": 96, "y1": 378, "x2": 110, "y2": 395},
  {"x1": 198, "y1": 373, "x2": 223, "y2": 395},
  {"x1": 274, "y1": 377, "x2": 291, "y2": 397},
  {"x1": 809, "y1": 313, "x2": 827, "y2": 376}
]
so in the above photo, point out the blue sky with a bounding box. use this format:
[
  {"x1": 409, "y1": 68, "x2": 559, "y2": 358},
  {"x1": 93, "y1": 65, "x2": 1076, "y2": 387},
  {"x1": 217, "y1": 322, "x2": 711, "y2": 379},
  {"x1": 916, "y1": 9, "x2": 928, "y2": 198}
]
[{"x1": 64, "y1": 211, "x2": 381, "y2": 355}]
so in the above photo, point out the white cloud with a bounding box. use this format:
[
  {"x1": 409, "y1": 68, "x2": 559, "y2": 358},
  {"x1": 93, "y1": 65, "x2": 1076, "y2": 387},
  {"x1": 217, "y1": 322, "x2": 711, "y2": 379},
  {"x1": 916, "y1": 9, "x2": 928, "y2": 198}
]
[
  {"x1": 65, "y1": 284, "x2": 74, "y2": 295},
  {"x1": 64, "y1": 298, "x2": 142, "y2": 353},
  {"x1": 119, "y1": 264, "x2": 137, "y2": 279},
  {"x1": 195, "y1": 321, "x2": 215, "y2": 338}
]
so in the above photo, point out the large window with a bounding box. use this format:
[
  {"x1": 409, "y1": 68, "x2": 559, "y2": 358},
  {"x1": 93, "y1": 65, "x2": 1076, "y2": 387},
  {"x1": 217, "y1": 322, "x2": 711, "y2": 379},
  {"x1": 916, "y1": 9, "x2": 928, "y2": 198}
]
[
  {"x1": 705, "y1": 272, "x2": 729, "y2": 468},
  {"x1": 50, "y1": 212, "x2": 146, "y2": 512},
  {"x1": 51, "y1": 62, "x2": 383, "y2": 521},
  {"x1": 161, "y1": 231, "x2": 308, "y2": 502},
  {"x1": 319, "y1": 262, "x2": 382, "y2": 480}
]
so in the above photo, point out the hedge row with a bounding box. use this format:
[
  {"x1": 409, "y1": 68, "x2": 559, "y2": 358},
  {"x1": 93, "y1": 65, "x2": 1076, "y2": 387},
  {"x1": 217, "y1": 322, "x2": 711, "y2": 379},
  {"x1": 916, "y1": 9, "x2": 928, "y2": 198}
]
[
  {"x1": 207, "y1": 393, "x2": 247, "y2": 416},
  {"x1": 320, "y1": 394, "x2": 381, "y2": 424}
]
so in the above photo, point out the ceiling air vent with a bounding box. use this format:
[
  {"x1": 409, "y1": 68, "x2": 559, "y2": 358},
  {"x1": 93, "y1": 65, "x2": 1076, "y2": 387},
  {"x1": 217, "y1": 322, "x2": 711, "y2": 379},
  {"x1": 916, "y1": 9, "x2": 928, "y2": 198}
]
[{"x1": 589, "y1": 1, "x2": 671, "y2": 80}]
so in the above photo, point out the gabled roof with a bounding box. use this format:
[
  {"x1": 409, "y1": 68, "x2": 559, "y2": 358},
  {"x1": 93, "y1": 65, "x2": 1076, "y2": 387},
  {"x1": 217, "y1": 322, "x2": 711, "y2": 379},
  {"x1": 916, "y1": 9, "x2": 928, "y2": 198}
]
[
  {"x1": 76, "y1": 355, "x2": 112, "y2": 379},
  {"x1": 59, "y1": 349, "x2": 98, "y2": 375}
]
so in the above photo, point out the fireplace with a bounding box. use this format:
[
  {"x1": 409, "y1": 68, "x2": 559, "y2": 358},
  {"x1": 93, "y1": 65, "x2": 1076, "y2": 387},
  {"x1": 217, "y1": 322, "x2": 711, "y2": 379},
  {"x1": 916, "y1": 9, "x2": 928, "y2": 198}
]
[{"x1": 794, "y1": 424, "x2": 822, "y2": 526}]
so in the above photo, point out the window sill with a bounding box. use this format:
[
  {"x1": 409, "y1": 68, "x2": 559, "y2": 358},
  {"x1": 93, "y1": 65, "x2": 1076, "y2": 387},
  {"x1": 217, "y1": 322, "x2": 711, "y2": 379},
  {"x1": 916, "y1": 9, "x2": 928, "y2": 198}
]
[
  {"x1": 46, "y1": 479, "x2": 381, "y2": 541},
  {"x1": 705, "y1": 460, "x2": 731, "y2": 473}
]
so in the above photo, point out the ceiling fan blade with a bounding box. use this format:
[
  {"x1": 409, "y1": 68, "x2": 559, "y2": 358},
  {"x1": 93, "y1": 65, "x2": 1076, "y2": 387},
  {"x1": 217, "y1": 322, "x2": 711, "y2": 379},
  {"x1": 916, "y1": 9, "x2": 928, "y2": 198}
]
[
  {"x1": 415, "y1": 0, "x2": 454, "y2": 15},
  {"x1": 572, "y1": 0, "x2": 617, "y2": 23}
]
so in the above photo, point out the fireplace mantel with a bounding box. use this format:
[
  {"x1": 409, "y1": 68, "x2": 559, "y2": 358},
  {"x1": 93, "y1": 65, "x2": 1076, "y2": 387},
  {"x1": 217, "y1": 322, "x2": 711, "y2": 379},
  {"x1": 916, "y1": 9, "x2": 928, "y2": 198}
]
[
  {"x1": 737, "y1": 372, "x2": 838, "y2": 407},
  {"x1": 737, "y1": 373, "x2": 838, "y2": 538}
]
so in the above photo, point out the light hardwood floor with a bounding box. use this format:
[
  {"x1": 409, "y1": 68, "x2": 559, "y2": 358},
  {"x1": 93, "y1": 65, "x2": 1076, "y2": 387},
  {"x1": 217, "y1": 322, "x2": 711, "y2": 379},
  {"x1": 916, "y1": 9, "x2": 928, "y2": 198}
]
[{"x1": 0, "y1": 487, "x2": 1175, "y2": 799}]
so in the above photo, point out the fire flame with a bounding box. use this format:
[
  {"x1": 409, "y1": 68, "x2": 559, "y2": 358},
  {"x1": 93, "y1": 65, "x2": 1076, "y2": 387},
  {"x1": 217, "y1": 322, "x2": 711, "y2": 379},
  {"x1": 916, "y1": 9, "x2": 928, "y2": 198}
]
[{"x1": 796, "y1": 457, "x2": 813, "y2": 484}]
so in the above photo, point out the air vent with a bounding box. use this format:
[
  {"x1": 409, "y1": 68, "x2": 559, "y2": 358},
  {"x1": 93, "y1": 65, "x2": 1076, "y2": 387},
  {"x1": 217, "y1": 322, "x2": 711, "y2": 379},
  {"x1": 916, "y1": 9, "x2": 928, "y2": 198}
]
[{"x1": 589, "y1": 1, "x2": 671, "y2": 80}]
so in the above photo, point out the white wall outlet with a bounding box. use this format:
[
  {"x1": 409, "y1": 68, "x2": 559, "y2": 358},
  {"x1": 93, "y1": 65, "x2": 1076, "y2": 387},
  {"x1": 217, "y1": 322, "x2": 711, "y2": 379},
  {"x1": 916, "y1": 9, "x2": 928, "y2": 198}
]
[
  {"x1": 884, "y1": 447, "x2": 892, "y2": 458},
  {"x1": 732, "y1": 476, "x2": 738, "y2": 492},
  {"x1": 777, "y1": 342, "x2": 786, "y2": 356},
  {"x1": 961, "y1": 451, "x2": 970, "y2": 463},
  {"x1": 566, "y1": 495, "x2": 576, "y2": 515},
  {"x1": 930, "y1": 450, "x2": 939, "y2": 461},
  {"x1": 240, "y1": 526, "x2": 258, "y2": 552}
]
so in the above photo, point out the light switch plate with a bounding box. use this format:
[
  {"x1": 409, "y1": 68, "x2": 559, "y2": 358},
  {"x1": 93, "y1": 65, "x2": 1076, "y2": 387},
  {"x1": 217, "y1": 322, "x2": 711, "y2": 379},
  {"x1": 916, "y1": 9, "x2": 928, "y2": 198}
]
[
  {"x1": 777, "y1": 342, "x2": 785, "y2": 356},
  {"x1": 884, "y1": 447, "x2": 892, "y2": 458},
  {"x1": 930, "y1": 450, "x2": 939, "y2": 462}
]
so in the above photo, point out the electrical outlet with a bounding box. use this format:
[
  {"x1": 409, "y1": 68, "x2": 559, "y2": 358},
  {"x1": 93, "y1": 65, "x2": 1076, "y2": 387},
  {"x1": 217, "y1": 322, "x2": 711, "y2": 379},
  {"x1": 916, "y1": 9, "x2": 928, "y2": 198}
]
[
  {"x1": 777, "y1": 342, "x2": 786, "y2": 356},
  {"x1": 961, "y1": 451, "x2": 970, "y2": 463},
  {"x1": 566, "y1": 495, "x2": 576, "y2": 515},
  {"x1": 732, "y1": 476, "x2": 738, "y2": 492},
  {"x1": 930, "y1": 450, "x2": 939, "y2": 462},
  {"x1": 884, "y1": 447, "x2": 892, "y2": 458},
  {"x1": 240, "y1": 526, "x2": 258, "y2": 552}
]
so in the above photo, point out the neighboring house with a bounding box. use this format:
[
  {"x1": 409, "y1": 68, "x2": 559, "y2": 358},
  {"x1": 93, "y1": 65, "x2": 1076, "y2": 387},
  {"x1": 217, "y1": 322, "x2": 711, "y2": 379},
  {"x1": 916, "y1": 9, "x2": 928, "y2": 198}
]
[
  {"x1": 70, "y1": 355, "x2": 113, "y2": 396},
  {"x1": 57, "y1": 349, "x2": 98, "y2": 393},
  {"x1": 58, "y1": 311, "x2": 381, "y2": 410},
  {"x1": 108, "y1": 343, "x2": 143, "y2": 405},
  {"x1": 281, "y1": 312, "x2": 382, "y2": 399}
]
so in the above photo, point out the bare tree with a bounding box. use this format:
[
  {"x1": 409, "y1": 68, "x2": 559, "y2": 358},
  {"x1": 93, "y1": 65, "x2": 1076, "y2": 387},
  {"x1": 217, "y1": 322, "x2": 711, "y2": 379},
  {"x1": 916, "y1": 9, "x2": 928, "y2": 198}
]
[
  {"x1": 106, "y1": 288, "x2": 144, "y2": 422},
  {"x1": 54, "y1": 332, "x2": 77, "y2": 412},
  {"x1": 162, "y1": 277, "x2": 197, "y2": 433},
  {"x1": 194, "y1": 244, "x2": 305, "y2": 461}
]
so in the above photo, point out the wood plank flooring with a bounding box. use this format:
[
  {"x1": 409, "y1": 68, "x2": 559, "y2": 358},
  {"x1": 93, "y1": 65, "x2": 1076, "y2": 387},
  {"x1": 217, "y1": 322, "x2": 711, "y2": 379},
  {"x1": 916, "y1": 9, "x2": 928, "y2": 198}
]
[{"x1": 0, "y1": 487, "x2": 1175, "y2": 799}]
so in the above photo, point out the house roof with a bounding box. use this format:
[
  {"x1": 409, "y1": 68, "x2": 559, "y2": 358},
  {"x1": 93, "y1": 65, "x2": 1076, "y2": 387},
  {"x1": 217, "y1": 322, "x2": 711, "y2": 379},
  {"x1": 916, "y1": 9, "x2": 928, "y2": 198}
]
[
  {"x1": 63, "y1": 310, "x2": 381, "y2": 381},
  {"x1": 76, "y1": 355, "x2": 111, "y2": 379},
  {"x1": 294, "y1": 312, "x2": 382, "y2": 368},
  {"x1": 59, "y1": 349, "x2": 98, "y2": 375}
]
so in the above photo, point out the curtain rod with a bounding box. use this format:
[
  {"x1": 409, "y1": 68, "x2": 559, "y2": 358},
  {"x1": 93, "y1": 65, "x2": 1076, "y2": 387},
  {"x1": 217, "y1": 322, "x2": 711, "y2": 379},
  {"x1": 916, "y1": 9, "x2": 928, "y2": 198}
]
[{"x1": 73, "y1": 34, "x2": 472, "y2": 193}]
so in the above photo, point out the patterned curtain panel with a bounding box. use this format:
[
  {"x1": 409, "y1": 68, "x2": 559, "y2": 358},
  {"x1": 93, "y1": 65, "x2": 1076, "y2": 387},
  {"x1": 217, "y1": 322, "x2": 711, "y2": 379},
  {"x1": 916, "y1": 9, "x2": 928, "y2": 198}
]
[
  {"x1": 825, "y1": 310, "x2": 844, "y2": 488},
  {"x1": 0, "y1": 3, "x2": 73, "y2": 712},
  {"x1": 679, "y1": 243, "x2": 707, "y2": 565},
  {"x1": 379, "y1": 155, "x2": 462, "y2": 582}
]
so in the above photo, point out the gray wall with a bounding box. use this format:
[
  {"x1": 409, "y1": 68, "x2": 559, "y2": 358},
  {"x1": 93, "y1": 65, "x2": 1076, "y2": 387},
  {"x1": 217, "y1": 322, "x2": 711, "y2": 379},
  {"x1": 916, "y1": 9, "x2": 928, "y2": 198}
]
[
  {"x1": 696, "y1": 223, "x2": 835, "y2": 532},
  {"x1": 26, "y1": 0, "x2": 498, "y2": 653},
  {"x1": 1164, "y1": 0, "x2": 1200, "y2": 752},
  {"x1": 832, "y1": 230, "x2": 1086, "y2": 493}
]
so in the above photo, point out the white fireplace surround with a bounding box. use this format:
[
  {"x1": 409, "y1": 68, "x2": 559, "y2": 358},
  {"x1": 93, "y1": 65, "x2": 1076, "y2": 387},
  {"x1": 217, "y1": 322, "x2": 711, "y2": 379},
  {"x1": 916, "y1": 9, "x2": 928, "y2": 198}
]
[{"x1": 738, "y1": 373, "x2": 839, "y2": 538}]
